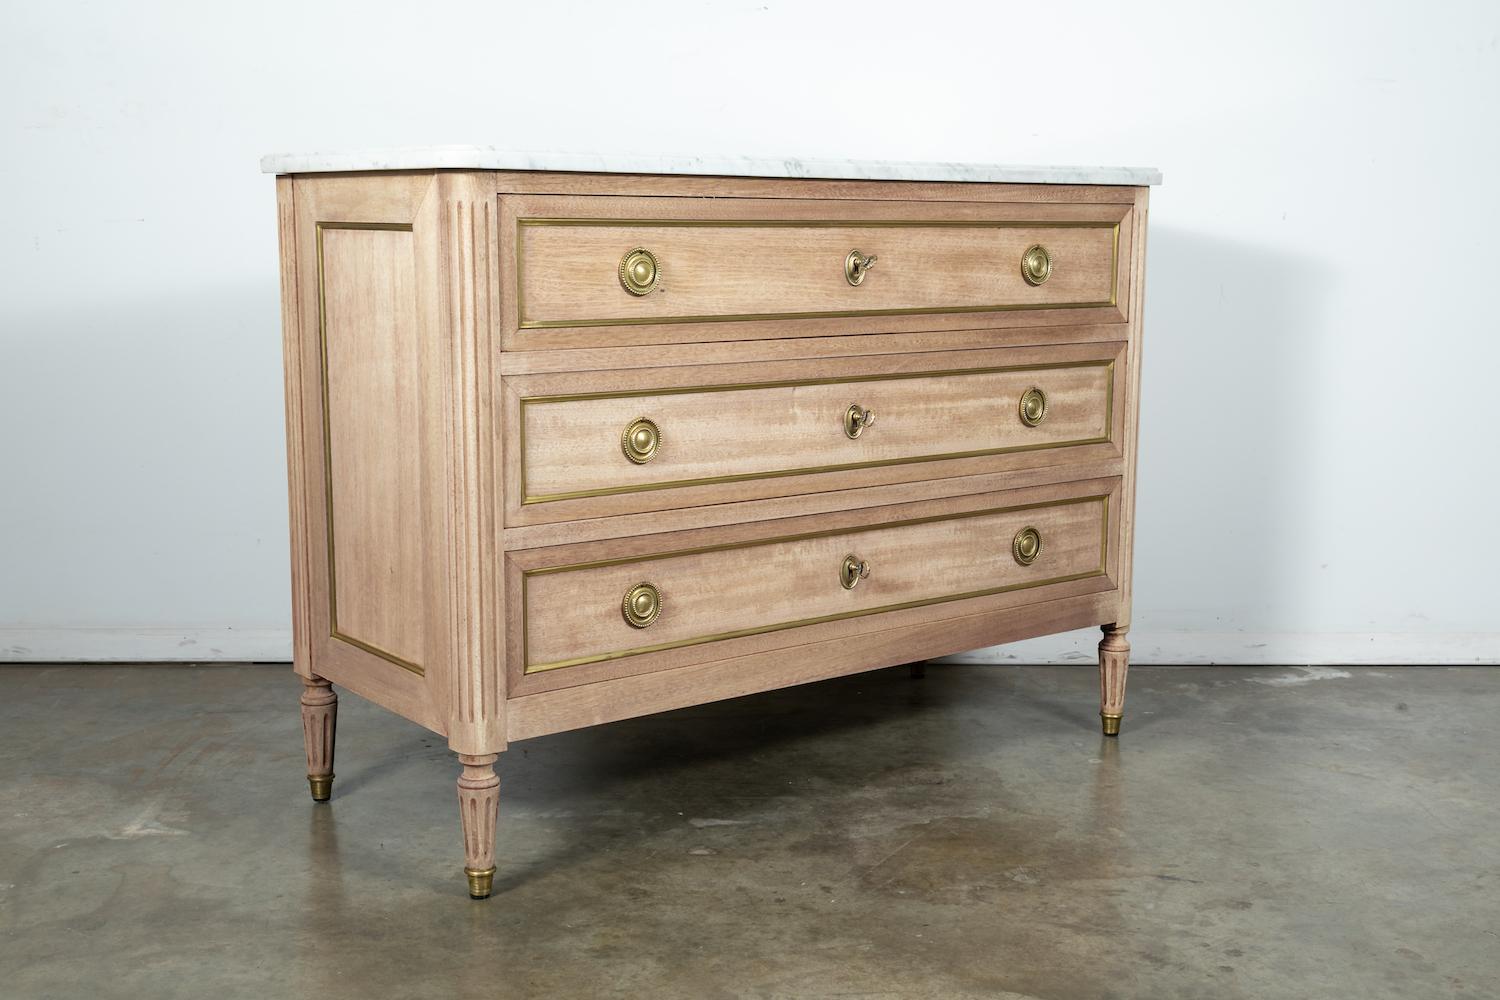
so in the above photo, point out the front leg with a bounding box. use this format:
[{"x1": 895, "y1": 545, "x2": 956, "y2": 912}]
[
  {"x1": 300, "y1": 675, "x2": 337, "y2": 801},
  {"x1": 457, "y1": 753, "x2": 500, "y2": 899},
  {"x1": 1098, "y1": 624, "x2": 1130, "y2": 736}
]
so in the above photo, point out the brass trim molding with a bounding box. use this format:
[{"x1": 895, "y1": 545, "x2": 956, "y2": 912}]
[
  {"x1": 315, "y1": 221, "x2": 424, "y2": 676},
  {"x1": 521, "y1": 493, "x2": 1111, "y2": 674},
  {"x1": 519, "y1": 359, "x2": 1116, "y2": 504},
  {"x1": 514, "y1": 217, "x2": 1121, "y2": 330}
]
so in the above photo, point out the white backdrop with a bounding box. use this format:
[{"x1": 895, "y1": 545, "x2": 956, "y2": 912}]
[{"x1": 2, "y1": 1, "x2": 1496, "y2": 664}]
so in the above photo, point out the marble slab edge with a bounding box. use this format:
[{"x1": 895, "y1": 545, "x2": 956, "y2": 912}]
[{"x1": 259, "y1": 147, "x2": 1161, "y2": 186}]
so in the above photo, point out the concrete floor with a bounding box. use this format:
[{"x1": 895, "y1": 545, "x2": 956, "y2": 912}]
[{"x1": 0, "y1": 663, "x2": 1495, "y2": 999}]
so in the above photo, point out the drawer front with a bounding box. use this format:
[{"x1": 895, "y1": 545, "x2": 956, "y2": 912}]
[
  {"x1": 519, "y1": 357, "x2": 1116, "y2": 506},
  {"x1": 519, "y1": 484, "x2": 1114, "y2": 675},
  {"x1": 502, "y1": 195, "x2": 1134, "y2": 345}
]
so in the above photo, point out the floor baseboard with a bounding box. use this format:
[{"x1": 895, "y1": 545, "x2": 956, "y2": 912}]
[
  {"x1": 2, "y1": 627, "x2": 1496, "y2": 666},
  {"x1": 0, "y1": 627, "x2": 294, "y2": 663},
  {"x1": 939, "y1": 629, "x2": 1500, "y2": 666}
]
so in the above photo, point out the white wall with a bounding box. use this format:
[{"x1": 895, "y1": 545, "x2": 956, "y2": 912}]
[{"x1": 2, "y1": 0, "x2": 1496, "y2": 664}]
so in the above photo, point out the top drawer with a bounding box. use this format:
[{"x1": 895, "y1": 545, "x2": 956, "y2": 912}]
[{"x1": 500, "y1": 195, "x2": 1135, "y2": 347}]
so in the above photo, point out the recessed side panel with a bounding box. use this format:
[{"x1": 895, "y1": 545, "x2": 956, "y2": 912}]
[{"x1": 319, "y1": 223, "x2": 426, "y2": 673}]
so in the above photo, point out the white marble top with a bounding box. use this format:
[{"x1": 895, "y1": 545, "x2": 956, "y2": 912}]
[{"x1": 259, "y1": 146, "x2": 1161, "y2": 186}]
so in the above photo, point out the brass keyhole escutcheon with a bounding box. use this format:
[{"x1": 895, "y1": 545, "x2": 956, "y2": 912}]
[
  {"x1": 845, "y1": 249, "x2": 878, "y2": 286},
  {"x1": 840, "y1": 554, "x2": 871, "y2": 590},
  {"x1": 1012, "y1": 526, "x2": 1042, "y2": 566},
  {"x1": 621, "y1": 417, "x2": 660, "y2": 464},
  {"x1": 622, "y1": 582, "x2": 662, "y2": 629},
  {"x1": 1019, "y1": 387, "x2": 1047, "y2": 427},
  {"x1": 1021, "y1": 244, "x2": 1052, "y2": 286},
  {"x1": 619, "y1": 247, "x2": 661, "y2": 296},
  {"x1": 844, "y1": 403, "x2": 876, "y2": 439}
]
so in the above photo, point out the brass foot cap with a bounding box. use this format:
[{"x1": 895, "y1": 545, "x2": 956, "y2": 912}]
[
  {"x1": 465, "y1": 866, "x2": 496, "y2": 899},
  {"x1": 1100, "y1": 713, "x2": 1122, "y2": 737},
  {"x1": 307, "y1": 774, "x2": 334, "y2": 802}
]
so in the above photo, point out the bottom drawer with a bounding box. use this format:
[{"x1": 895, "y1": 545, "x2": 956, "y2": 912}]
[{"x1": 514, "y1": 478, "x2": 1118, "y2": 682}]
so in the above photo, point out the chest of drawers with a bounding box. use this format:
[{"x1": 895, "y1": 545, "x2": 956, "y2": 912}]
[{"x1": 266, "y1": 151, "x2": 1158, "y2": 898}]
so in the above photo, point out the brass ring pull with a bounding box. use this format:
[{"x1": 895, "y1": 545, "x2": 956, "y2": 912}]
[
  {"x1": 619, "y1": 247, "x2": 661, "y2": 296},
  {"x1": 1012, "y1": 526, "x2": 1042, "y2": 566},
  {"x1": 1021, "y1": 244, "x2": 1052, "y2": 286},
  {"x1": 621, "y1": 417, "x2": 660, "y2": 464},
  {"x1": 840, "y1": 554, "x2": 871, "y2": 590},
  {"x1": 1019, "y1": 387, "x2": 1047, "y2": 427},
  {"x1": 845, "y1": 249, "x2": 879, "y2": 286},
  {"x1": 622, "y1": 582, "x2": 662, "y2": 628},
  {"x1": 844, "y1": 403, "x2": 876, "y2": 439}
]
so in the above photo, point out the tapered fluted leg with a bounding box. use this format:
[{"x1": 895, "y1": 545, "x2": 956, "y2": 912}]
[
  {"x1": 457, "y1": 753, "x2": 500, "y2": 899},
  {"x1": 1098, "y1": 625, "x2": 1130, "y2": 736},
  {"x1": 300, "y1": 675, "x2": 337, "y2": 801}
]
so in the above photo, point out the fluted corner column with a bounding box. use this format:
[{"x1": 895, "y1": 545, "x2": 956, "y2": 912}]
[
  {"x1": 300, "y1": 675, "x2": 337, "y2": 801},
  {"x1": 1098, "y1": 625, "x2": 1130, "y2": 736},
  {"x1": 456, "y1": 753, "x2": 500, "y2": 899}
]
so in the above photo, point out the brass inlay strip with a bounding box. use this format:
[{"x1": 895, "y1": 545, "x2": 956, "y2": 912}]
[
  {"x1": 515, "y1": 218, "x2": 1121, "y2": 329},
  {"x1": 520, "y1": 359, "x2": 1116, "y2": 504},
  {"x1": 521, "y1": 493, "x2": 1111, "y2": 673},
  {"x1": 316, "y1": 221, "x2": 424, "y2": 676}
]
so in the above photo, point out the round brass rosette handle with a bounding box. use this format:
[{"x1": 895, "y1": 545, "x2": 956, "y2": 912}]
[
  {"x1": 843, "y1": 403, "x2": 876, "y2": 439},
  {"x1": 845, "y1": 249, "x2": 879, "y2": 286},
  {"x1": 622, "y1": 582, "x2": 662, "y2": 629},
  {"x1": 1019, "y1": 387, "x2": 1047, "y2": 427},
  {"x1": 840, "y1": 554, "x2": 871, "y2": 591},
  {"x1": 1012, "y1": 526, "x2": 1043, "y2": 566},
  {"x1": 621, "y1": 417, "x2": 660, "y2": 465},
  {"x1": 1021, "y1": 244, "x2": 1052, "y2": 286},
  {"x1": 619, "y1": 247, "x2": 661, "y2": 296}
]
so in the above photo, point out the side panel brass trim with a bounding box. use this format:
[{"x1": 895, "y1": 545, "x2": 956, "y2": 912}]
[
  {"x1": 519, "y1": 359, "x2": 1116, "y2": 504},
  {"x1": 515, "y1": 217, "x2": 1121, "y2": 329},
  {"x1": 521, "y1": 492, "x2": 1111, "y2": 673},
  {"x1": 316, "y1": 221, "x2": 424, "y2": 676}
]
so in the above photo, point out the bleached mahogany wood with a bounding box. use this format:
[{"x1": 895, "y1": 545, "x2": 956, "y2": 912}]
[
  {"x1": 321, "y1": 225, "x2": 426, "y2": 667},
  {"x1": 506, "y1": 588, "x2": 1121, "y2": 741},
  {"x1": 520, "y1": 360, "x2": 1112, "y2": 506},
  {"x1": 489, "y1": 172, "x2": 1145, "y2": 205},
  {"x1": 286, "y1": 172, "x2": 443, "y2": 733},
  {"x1": 1114, "y1": 187, "x2": 1151, "y2": 630},
  {"x1": 299, "y1": 675, "x2": 337, "y2": 801},
  {"x1": 1087, "y1": 190, "x2": 1149, "y2": 738},
  {"x1": 500, "y1": 460, "x2": 1126, "y2": 551},
  {"x1": 280, "y1": 172, "x2": 506, "y2": 752},
  {"x1": 456, "y1": 753, "x2": 500, "y2": 899},
  {"x1": 435, "y1": 172, "x2": 506, "y2": 756},
  {"x1": 1099, "y1": 625, "x2": 1130, "y2": 735},
  {"x1": 276, "y1": 178, "x2": 315, "y2": 681},
  {"x1": 305, "y1": 636, "x2": 444, "y2": 734},
  {"x1": 501, "y1": 342, "x2": 1126, "y2": 526},
  {"x1": 496, "y1": 324, "x2": 1130, "y2": 376},
  {"x1": 525, "y1": 493, "x2": 1108, "y2": 673},
  {"x1": 270, "y1": 164, "x2": 1153, "y2": 898},
  {"x1": 498, "y1": 195, "x2": 1135, "y2": 349},
  {"x1": 504, "y1": 478, "x2": 1121, "y2": 697},
  {"x1": 516, "y1": 211, "x2": 1117, "y2": 326}
]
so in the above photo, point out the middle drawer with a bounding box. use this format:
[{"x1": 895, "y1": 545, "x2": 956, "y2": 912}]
[{"x1": 505, "y1": 343, "x2": 1125, "y2": 522}]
